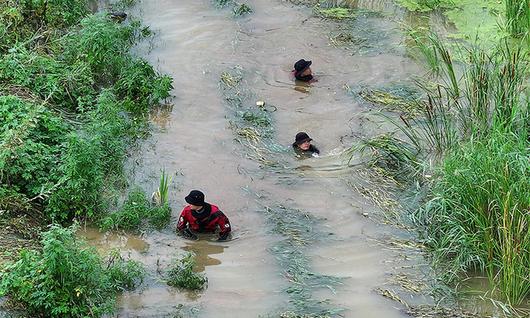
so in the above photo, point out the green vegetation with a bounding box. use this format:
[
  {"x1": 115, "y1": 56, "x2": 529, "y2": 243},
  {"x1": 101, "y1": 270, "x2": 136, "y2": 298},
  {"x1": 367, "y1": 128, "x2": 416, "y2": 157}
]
[
  {"x1": 233, "y1": 3, "x2": 253, "y2": 16},
  {"x1": 166, "y1": 253, "x2": 208, "y2": 290},
  {"x1": 396, "y1": 0, "x2": 455, "y2": 12},
  {"x1": 357, "y1": 38, "x2": 529, "y2": 305},
  {"x1": 219, "y1": 68, "x2": 283, "y2": 166},
  {"x1": 213, "y1": 0, "x2": 253, "y2": 17},
  {"x1": 253, "y1": 199, "x2": 342, "y2": 316},
  {"x1": 398, "y1": 0, "x2": 529, "y2": 48},
  {"x1": 314, "y1": 6, "x2": 356, "y2": 20},
  {"x1": 0, "y1": 225, "x2": 145, "y2": 317},
  {"x1": 101, "y1": 187, "x2": 171, "y2": 231},
  {"x1": 506, "y1": 0, "x2": 530, "y2": 38},
  {"x1": 0, "y1": 0, "x2": 173, "y2": 228}
]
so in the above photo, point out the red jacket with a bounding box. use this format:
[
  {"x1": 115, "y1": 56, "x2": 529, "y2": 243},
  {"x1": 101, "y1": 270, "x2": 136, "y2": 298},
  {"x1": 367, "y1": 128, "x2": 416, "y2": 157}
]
[{"x1": 177, "y1": 204, "x2": 231, "y2": 238}]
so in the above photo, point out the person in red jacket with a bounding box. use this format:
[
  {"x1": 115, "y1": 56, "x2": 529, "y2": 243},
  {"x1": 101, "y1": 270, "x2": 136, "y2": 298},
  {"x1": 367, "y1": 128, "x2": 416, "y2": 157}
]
[{"x1": 177, "y1": 190, "x2": 232, "y2": 241}]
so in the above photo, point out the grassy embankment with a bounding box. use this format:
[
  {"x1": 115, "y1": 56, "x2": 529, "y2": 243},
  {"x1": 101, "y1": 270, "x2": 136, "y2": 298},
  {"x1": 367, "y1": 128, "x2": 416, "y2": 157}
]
[
  {"x1": 389, "y1": 0, "x2": 529, "y2": 309},
  {"x1": 0, "y1": 0, "x2": 174, "y2": 316},
  {"x1": 358, "y1": 33, "x2": 529, "y2": 310}
]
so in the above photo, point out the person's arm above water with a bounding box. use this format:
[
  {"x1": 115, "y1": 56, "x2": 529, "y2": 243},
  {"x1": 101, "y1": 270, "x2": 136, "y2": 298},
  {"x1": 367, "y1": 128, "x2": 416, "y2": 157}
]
[
  {"x1": 215, "y1": 211, "x2": 231, "y2": 241},
  {"x1": 176, "y1": 208, "x2": 198, "y2": 240}
]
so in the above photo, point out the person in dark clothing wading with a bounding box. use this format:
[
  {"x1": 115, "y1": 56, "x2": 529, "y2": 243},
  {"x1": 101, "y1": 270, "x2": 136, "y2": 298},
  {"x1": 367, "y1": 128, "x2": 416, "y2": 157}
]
[
  {"x1": 177, "y1": 190, "x2": 232, "y2": 241},
  {"x1": 292, "y1": 59, "x2": 316, "y2": 82},
  {"x1": 292, "y1": 132, "x2": 320, "y2": 158}
]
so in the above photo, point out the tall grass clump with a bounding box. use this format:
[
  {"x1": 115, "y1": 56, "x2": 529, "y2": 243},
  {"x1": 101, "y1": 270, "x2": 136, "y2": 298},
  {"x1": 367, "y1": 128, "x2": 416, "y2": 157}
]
[
  {"x1": 423, "y1": 132, "x2": 529, "y2": 305},
  {"x1": 358, "y1": 35, "x2": 529, "y2": 305},
  {"x1": 506, "y1": 0, "x2": 530, "y2": 38},
  {"x1": 149, "y1": 170, "x2": 172, "y2": 229},
  {"x1": 0, "y1": 224, "x2": 145, "y2": 317}
]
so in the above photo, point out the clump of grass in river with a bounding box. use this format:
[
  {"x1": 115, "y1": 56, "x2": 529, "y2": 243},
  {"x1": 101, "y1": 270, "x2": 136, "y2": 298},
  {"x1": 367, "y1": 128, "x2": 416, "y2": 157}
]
[
  {"x1": 233, "y1": 3, "x2": 252, "y2": 16},
  {"x1": 359, "y1": 88, "x2": 423, "y2": 117},
  {"x1": 314, "y1": 7, "x2": 356, "y2": 20},
  {"x1": 152, "y1": 169, "x2": 171, "y2": 206},
  {"x1": 166, "y1": 252, "x2": 208, "y2": 290}
]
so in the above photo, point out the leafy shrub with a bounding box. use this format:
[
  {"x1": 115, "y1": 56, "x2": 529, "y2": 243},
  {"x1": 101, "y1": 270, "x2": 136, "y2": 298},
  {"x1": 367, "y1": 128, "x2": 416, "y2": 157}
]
[
  {"x1": 46, "y1": 131, "x2": 105, "y2": 222},
  {"x1": 62, "y1": 14, "x2": 136, "y2": 82},
  {"x1": 101, "y1": 188, "x2": 150, "y2": 231},
  {"x1": 115, "y1": 58, "x2": 173, "y2": 116},
  {"x1": 18, "y1": 0, "x2": 89, "y2": 28},
  {"x1": 0, "y1": 224, "x2": 145, "y2": 317},
  {"x1": 0, "y1": 96, "x2": 68, "y2": 197},
  {"x1": 46, "y1": 91, "x2": 135, "y2": 222},
  {"x1": 2, "y1": 3, "x2": 173, "y2": 226},
  {"x1": 0, "y1": 48, "x2": 96, "y2": 111},
  {"x1": 166, "y1": 253, "x2": 207, "y2": 290},
  {"x1": 106, "y1": 250, "x2": 145, "y2": 291},
  {"x1": 0, "y1": 0, "x2": 88, "y2": 51}
]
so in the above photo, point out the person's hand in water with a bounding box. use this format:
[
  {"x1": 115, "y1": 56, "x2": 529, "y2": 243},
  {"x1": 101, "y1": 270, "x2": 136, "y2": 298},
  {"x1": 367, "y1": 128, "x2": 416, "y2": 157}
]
[
  {"x1": 181, "y1": 228, "x2": 198, "y2": 240},
  {"x1": 311, "y1": 152, "x2": 319, "y2": 158},
  {"x1": 217, "y1": 233, "x2": 230, "y2": 242}
]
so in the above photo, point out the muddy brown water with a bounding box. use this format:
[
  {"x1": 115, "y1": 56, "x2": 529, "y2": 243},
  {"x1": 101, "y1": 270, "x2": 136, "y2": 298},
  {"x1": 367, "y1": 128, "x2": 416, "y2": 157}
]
[{"x1": 80, "y1": 0, "x2": 439, "y2": 317}]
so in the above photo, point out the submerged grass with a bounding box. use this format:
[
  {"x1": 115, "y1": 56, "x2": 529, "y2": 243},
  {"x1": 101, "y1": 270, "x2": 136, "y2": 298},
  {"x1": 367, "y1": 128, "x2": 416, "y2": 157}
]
[
  {"x1": 259, "y1": 203, "x2": 343, "y2": 316},
  {"x1": 219, "y1": 67, "x2": 285, "y2": 167},
  {"x1": 212, "y1": 0, "x2": 253, "y2": 17}
]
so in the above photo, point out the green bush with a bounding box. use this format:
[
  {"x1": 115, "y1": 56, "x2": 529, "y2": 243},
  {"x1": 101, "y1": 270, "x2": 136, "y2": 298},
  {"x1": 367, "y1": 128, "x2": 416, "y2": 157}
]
[
  {"x1": 0, "y1": 0, "x2": 88, "y2": 51},
  {"x1": 46, "y1": 131, "x2": 105, "y2": 222},
  {"x1": 1, "y1": 2, "x2": 173, "y2": 226},
  {"x1": 46, "y1": 91, "x2": 139, "y2": 222},
  {"x1": 149, "y1": 204, "x2": 172, "y2": 230},
  {"x1": 166, "y1": 253, "x2": 207, "y2": 290},
  {"x1": 0, "y1": 224, "x2": 145, "y2": 317},
  {"x1": 62, "y1": 14, "x2": 136, "y2": 82},
  {"x1": 0, "y1": 49, "x2": 96, "y2": 111},
  {"x1": 106, "y1": 250, "x2": 145, "y2": 291},
  {"x1": 0, "y1": 96, "x2": 68, "y2": 197},
  {"x1": 115, "y1": 58, "x2": 173, "y2": 116},
  {"x1": 101, "y1": 188, "x2": 150, "y2": 231}
]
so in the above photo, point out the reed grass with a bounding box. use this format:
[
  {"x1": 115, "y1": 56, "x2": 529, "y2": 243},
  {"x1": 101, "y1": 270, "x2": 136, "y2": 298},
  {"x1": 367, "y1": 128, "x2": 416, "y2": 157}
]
[
  {"x1": 356, "y1": 35, "x2": 530, "y2": 305},
  {"x1": 506, "y1": 0, "x2": 530, "y2": 38}
]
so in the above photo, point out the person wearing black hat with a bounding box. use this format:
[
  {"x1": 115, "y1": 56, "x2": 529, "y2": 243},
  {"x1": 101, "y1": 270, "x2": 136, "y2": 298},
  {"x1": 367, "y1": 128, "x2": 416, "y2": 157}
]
[
  {"x1": 293, "y1": 59, "x2": 315, "y2": 82},
  {"x1": 177, "y1": 190, "x2": 232, "y2": 241},
  {"x1": 292, "y1": 132, "x2": 320, "y2": 158}
]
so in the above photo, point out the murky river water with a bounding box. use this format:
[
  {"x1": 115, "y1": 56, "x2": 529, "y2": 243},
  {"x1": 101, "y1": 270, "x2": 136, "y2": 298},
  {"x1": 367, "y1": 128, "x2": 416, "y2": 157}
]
[{"x1": 81, "y1": 0, "x2": 440, "y2": 317}]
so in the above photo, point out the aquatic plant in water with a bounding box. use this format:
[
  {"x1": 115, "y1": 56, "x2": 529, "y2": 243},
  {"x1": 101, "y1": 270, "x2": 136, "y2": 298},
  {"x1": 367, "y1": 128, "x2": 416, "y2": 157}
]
[
  {"x1": 257, "y1": 202, "x2": 342, "y2": 316},
  {"x1": 219, "y1": 67, "x2": 285, "y2": 167},
  {"x1": 166, "y1": 253, "x2": 208, "y2": 290}
]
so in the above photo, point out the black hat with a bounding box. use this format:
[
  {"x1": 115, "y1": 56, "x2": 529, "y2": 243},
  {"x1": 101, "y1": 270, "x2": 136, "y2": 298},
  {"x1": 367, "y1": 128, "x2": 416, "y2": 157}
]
[
  {"x1": 294, "y1": 132, "x2": 312, "y2": 145},
  {"x1": 294, "y1": 59, "x2": 312, "y2": 73},
  {"x1": 185, "y1": 190, "x2": 205, "y2": 206}
]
